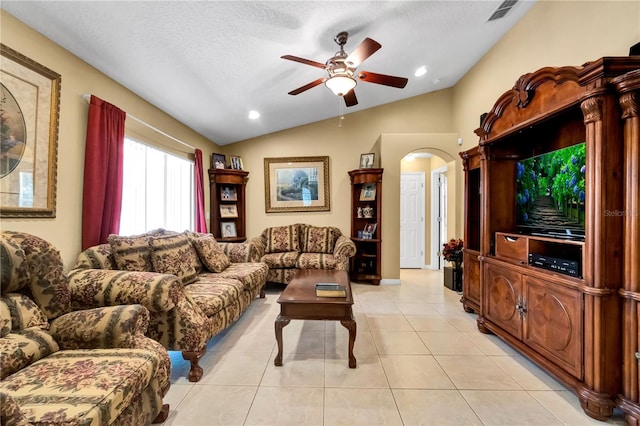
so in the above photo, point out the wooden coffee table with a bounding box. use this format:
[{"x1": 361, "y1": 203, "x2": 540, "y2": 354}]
[{"x1": 274, "y1": 269, "x2": 356, "y2": 368}]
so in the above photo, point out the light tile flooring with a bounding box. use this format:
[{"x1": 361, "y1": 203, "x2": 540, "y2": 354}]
[{"x1": 161, "y1": 269, "x2": 626, "y2": 426}]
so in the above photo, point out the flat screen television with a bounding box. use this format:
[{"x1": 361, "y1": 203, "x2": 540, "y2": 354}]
[{"x1": 515, "y1": 142, "x2": 586, "y2": 240}]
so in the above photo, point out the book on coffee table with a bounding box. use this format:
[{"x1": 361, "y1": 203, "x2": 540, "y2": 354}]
[{"x1": 315, "y1": 283, "x2": 347, "y2": 298}]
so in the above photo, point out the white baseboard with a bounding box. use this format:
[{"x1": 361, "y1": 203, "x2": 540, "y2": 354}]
[{"x1": 380, "y1": 279, "x2": 401, "y2": 285}]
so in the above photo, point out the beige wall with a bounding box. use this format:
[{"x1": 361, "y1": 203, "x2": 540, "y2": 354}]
[
  {"x1": 0, "y1": 10, "x2": 219, "y2": 268},
  {"x1": 3, "y1": 1, "x2": 638, "y2": 277}
]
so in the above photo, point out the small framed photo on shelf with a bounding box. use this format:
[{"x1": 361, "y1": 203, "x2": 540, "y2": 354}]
[
  {"x1": 230, "y1": 155, "x2": 243, "y2": 170},
  {"x1": 359, "y1": 183, "x2": 376, "y2": 201},
  {"x1": 212, "y1": 153, "x2": 226, "y2": 169},
  {"x1": 359, "y1": 153, "x2": 375, "y2": 169},
  {"x1": 219, "y1": 204, "x2": 238, "y2": 218},
  {"x1": 220, "y1": 221, "x2": 237, "y2": 238},
  {"x1": 220, "y1": 186, "x2": 237, "y2": 201}
]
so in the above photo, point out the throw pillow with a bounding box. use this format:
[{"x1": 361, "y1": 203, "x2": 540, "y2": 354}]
[
  {"x1": 191, "y1": 235, "x2": 230, "y2": 273},
  {"x1": 302, "y1": 226, "x2": 340, "y2": 253},
  {"x1": 264, "y1": 225, "x2": 300, "y2": 253},
  {"x1": 108, "y1": 234, "x2": 153, "y2": 272},
  {"x1": 149, "y1": 233, "x2": 199, "y2": 284}
]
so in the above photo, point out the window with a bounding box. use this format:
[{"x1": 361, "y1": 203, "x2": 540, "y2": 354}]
[{"x1": 120, "y1": 137, "x2": 194, "y2": 235}]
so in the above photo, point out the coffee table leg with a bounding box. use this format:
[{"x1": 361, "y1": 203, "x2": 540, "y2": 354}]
[
  {"x1": 274, "y1": 315, "x2": 290, "y2": 366},
  {"x1": 340, "y1": 318, "x2": 357, "y2": 368}
]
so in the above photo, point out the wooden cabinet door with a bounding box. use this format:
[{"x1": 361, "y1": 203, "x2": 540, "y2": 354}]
[
  {"x1": 523, "y1": 276, "x2": 583, "y2": 379},
  {"x1": 485, "y1": 263, "x2": 523, "y2": 340},
  {"x1": 464, "y1": 251, "x2": 481, "y2": 306}
]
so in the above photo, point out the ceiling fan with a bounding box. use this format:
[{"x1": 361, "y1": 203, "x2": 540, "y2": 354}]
[{"x1": 281, "y1": 31, "x2": 409, "y2": 107}]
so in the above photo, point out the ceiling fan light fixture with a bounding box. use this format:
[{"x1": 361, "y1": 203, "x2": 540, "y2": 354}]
[{"x1": 325, "y1": 75, "x2": 357, "y2": 97}]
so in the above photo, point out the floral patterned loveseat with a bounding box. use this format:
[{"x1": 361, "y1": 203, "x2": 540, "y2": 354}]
[
  {"x1": 257, "y1": 224, "x2": 356, "y2": 285},
  {"x1": 70, "y1": 229, "x2": 268, "y2": 382},
  {"x1": 0, "y1": 231, "x2": 171, "y2": 426}
]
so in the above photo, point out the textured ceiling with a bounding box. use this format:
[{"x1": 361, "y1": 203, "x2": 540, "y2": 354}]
[{"x1": 2, "y1": 1, "x2": 535, "y2": 145}]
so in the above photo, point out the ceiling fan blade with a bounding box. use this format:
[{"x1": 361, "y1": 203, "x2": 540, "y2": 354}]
[
  {"x1": 358, "y1": 71, "x2": 408, "y2": 88},
  {"x1": 344, "y1": 90, "x2": 358, "y2": 107},
  {"x1": 345, "y1": 38, "x2": 381, "y2": 67},
  {"x1": 281, "y1": 55, "x2": 326, "y2": 69},
  {"x1": 288, "y1": 78, "x2": 325, "y2": 95}
]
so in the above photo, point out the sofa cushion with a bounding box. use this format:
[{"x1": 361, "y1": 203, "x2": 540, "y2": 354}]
[
  {"x1": 192, "y1": 235, "x2": 230, "y2": 273},
  {"x1": 183, "y1": 278, "x2": 244, "y2": 317},
  {"x1": 301, "y1": 226, "x2": 341, "y2": 254},
  {"x1": 200, "y1": 262, "x2": 268, "y2": 293},
  {"x1": 263, "y1": 225, "x2": 300, "y2": 253},
  {"x1": 261, "y1": 251, "x2": 299, "y2": 269},
  {"x1": 296, "y1": 253, "x2": 338, "y2": 270},
  {"x1": 150, "y1": 234, "x2": 200, "y2": 285},
  {"x1": 2, "y1": 294, "x2": 48, "y2": 331},
  {"x1": 0, "y1": 236, "x2": 30, "y2": 293},
  {"x1": 109, "y1": 234, "x2": 153, "y2": 272},
  {"x1": 0, "y1": 328, "x2": 59, "y2": 379},
  {"x1": 0, "y1": 348, "x2": 159, "y2": 425}
]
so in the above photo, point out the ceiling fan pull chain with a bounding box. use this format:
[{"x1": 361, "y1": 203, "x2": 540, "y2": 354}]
[{"x1": 338, "y1": 98, "x2": 344, "y2": 128}]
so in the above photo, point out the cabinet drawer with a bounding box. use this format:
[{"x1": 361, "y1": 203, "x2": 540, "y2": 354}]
[{"x1": 495, "y1": 233, "x2": 528, "y2": 262}]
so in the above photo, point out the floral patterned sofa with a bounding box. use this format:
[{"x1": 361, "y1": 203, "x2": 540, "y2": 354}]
[
  {"x1": 257, "y1": 224, "x2": 356, "y2": 285},
  {"x1": 0, "y1": 231, "x2": 171, "y2": 426},
  {"x1": 70, "y1": 229, "x2": 268, "y2": 382}
]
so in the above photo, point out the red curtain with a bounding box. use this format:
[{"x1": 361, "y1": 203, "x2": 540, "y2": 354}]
[
  {"x1": 81, "y1": 95, "x2": 126, "y2": 250},
  {"x1": 194, "y1": 149, "x2": 208, "y2": 233}
]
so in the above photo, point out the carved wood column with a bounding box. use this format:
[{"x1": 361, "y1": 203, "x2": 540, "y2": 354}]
[
  {"x1": 577, "y1": 91, "x2": 623, "y2": 419},
  {"x1": 613, "y1": 69, "x2": 640, "y2": 426}
]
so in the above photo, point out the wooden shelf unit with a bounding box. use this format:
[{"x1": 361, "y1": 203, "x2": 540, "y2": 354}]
[
  {"x1": 208, "y1": 168, "x2": 248, "y2": 242},
  {"x1": 460, "y1": 57, "x2": 640, "y2": 422},
  {"x1": 348, "y1": 168, "x2": 383, "y2": 285}
]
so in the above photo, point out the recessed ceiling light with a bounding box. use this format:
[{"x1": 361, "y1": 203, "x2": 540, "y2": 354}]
[
  {"x1": 248, "y1": 110, "x2": 260, "y2": 119},
  {"x1": 414, "y1": 66, "x2": 427, "y2": 77}
]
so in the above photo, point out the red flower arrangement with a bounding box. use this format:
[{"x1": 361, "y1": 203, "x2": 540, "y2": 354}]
[{"x1": 442, "y1": 238, "x2": 464, "y2": 268}]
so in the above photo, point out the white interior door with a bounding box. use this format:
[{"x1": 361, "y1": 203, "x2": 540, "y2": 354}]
[
  {"x1": 431, "y1": 166, "x2": 448, "y2": 270},
  {"x1": 400, "y1": 172, "x2": 424, "y2": 268}
]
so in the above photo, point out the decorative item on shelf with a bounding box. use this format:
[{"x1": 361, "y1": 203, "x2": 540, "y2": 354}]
[
  {"x1": 230, "y1": 155, "x2": 243, "y2": 170},
  {"x1": 220, "y1": 221, "x2": 237, "y2": 238},
  {"x1": 221, "y1": 186, "x2": 237, "y2": 201},
  {"x1": 362, "y1": 205, "x2": 374, "y2": 218},
  {"x1": 357, "y1": 206, "x2": 363, "y2": 218},
  {"x1": 359, "y1": 183, "x2": 376, "y2": 201},
  {"x1": 219, "y1": 204, "x2": 238, "y2": 218},
  {"x1": 362, "y1": 223, "x2": 377, "y2": 239},
  {"x1": 212, "y1": 153, "x2": 226, "y2": 169},
  {"x1": 359, "y1": 153, "x2": 375, "y2": 169}
]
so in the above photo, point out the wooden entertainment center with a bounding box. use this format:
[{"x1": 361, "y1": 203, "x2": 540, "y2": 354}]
[{"x1": 460, "y1": 57, "x2": 640, "y2": 422}]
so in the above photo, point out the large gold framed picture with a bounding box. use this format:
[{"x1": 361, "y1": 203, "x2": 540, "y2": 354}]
[
  {"x1": 1, "y1": 44, "x2": 61, "y2": 217},
  {"x1": 264, "y1": 156, "x2": 330, "y2": 213}
]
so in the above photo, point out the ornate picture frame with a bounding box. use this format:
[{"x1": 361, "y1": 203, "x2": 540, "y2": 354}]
[
  {"x1": 264, "y1": 156, "x2": 330, "y2": 213},
  {"x1": 1, "y1": 44, "x2": 61, "y2": 217}
]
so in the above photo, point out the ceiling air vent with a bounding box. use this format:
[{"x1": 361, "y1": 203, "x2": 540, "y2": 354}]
[{"x1": 488, "y1": 0, "x2": 518, "y2": 21}]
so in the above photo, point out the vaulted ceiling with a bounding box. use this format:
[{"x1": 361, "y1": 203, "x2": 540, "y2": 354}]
[{"x1": 2, "y1": 1, "x2": 535, "y2": 145}]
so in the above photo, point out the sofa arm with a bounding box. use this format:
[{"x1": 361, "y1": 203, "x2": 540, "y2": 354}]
[
  {"x1": 50, "y1": 304, "x2": 150, "y2": 350},
  {"x1": 219, "y1": 237, "x2": 264, "y2": 263},
  {"x1": 332, "y1": 235, "x2": 357, "y2": 270},
  {"x1": 68, "y1": 268, "x2": 180, "y2": 313}
]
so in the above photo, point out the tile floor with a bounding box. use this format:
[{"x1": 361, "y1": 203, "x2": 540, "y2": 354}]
[{"x1": 161, "y1": 268, "x2": 626, "y2": 425}]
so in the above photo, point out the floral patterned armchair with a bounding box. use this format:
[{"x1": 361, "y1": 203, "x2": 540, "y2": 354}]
[{"x1": 0, "y1": 231, "x2": 171, "y2": 425}]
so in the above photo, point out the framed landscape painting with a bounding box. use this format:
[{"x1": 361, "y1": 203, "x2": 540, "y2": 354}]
[
  {"x1": 264, "y1": 156, "x2": 330, "y2": 213},
  {"x1": 1, "y1": 44, "x2": 61, "y2": 217}
]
